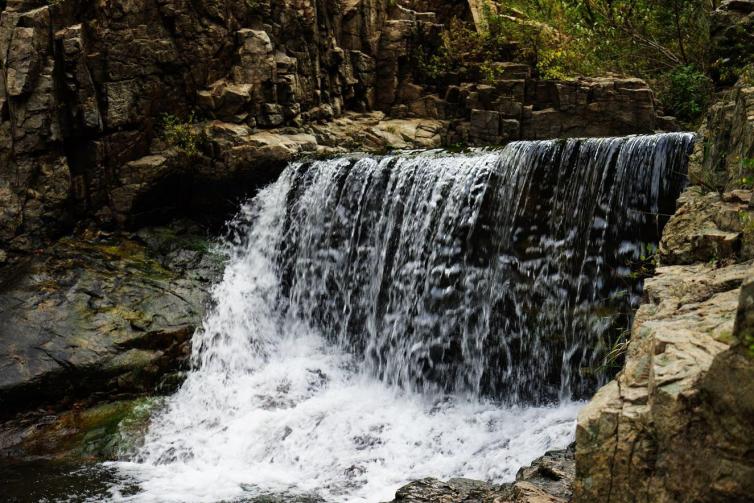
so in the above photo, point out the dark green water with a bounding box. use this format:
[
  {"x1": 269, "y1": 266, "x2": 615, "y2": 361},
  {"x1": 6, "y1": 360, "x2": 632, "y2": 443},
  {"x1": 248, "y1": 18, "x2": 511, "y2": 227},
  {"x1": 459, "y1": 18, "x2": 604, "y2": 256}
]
[{"x1": 0, "y1": 461, "x2": 132, "y2": 502}]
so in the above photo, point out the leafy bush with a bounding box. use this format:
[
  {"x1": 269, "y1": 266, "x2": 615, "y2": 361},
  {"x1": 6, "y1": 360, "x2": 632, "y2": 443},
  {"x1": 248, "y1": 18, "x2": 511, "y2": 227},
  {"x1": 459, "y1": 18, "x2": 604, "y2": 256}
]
[
  {"x1": 453, "y1": 1, "x2": 713, "y2": 84},
  {"x1": 413, "y1": 9, "x2": 583, "y2": 84},
  {"x1": 658, "y1": 65, "x2": 712, "y2": 125}
]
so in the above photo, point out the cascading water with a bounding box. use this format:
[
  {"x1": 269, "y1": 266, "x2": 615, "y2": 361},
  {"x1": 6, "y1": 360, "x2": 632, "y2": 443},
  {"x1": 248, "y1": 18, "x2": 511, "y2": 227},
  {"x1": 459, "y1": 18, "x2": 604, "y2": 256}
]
[{"x1": 109, "y1": 133, "x2": 693, "y2": 503}]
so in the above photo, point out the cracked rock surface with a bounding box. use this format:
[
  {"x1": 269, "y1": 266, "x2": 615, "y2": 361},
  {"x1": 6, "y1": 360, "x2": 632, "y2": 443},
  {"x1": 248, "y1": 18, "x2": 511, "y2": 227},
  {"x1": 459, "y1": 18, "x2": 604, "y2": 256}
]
[
  {"x1": 0, "y1": 223, "x2": 222, "y2": 419},
  {"x1": 574, "y1": 260, "x2": 754, "y2": 502}
]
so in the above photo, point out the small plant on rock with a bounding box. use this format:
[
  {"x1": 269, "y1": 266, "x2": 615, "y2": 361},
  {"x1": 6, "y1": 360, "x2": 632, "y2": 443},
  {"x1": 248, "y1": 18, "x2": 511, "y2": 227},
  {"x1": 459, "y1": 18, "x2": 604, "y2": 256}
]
[
  {"x1": 739, "y1": 158, "x2": 754, "y2": 188},
  {"x1": 161, "y1": 113, "x2": 206, "y2": 159}
]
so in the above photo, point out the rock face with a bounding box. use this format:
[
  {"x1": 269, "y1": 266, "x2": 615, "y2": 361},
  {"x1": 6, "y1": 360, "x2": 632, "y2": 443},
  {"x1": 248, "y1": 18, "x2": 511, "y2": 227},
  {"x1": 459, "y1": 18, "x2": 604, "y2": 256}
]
[
  {"x1": 689, "y1": 68, "x2": 754, "y2": 191},
  {"x1": 574, "y1": 261, "x2": 754, "y2": 502},
  {"x1": 0, "y1": 224, "x2": 222, "y2": 417},
  {"x1": 443, "y1": 76, "x2": 662, "y2": 145},
  {"x1": 711, "y1": 0, "x2": 754, "y2": 85},
  {"x1": 659, "y1": 187, "x2": 754, "y2": 265},
  {"x1": 387, "y1": 447, "x2": 575, "y2": 503},
  {"x1": 0, "y1": 0, "x2": 671, "y2": 261},
  {"x1": 691, "y1": 1, "x2": 754, "y2": 191}
]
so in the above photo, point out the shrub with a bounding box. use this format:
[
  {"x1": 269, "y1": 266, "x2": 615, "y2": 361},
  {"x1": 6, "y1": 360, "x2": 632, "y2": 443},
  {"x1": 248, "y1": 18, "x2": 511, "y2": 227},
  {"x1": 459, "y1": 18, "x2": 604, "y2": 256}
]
[
  {"x1": 658, "y1": 65, "x2": 713, "y2": 125},
  {"x1": 161, "y1": 113, "x2": 205, "y2": 158}
]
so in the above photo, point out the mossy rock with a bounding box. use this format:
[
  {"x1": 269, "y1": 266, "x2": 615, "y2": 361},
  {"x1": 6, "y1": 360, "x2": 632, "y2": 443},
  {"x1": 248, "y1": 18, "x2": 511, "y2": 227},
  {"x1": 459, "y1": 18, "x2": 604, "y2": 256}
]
[
  {"x1": 0, "y1": 224, "x2": 223, "y2": 417},
  {"x1": 2, "y1": 397, "x2": 163, "y2": 462}
]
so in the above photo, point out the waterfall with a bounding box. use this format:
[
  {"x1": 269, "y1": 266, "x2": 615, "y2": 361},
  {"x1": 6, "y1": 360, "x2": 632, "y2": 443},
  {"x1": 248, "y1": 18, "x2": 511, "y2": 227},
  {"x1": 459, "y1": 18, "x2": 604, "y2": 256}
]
[{"x1": 110, "y1": 133, "x2": 693, "y2": 503}]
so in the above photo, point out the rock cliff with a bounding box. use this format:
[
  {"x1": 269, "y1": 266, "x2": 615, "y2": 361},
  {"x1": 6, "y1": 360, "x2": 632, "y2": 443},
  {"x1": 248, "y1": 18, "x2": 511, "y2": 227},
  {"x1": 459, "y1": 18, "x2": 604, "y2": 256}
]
[
  {"x1": 0, "y1": 223, "x2": 222, "y2": 418},
  {"x1": 0, "y1": 0, "x2": 671, "y2": 263}
]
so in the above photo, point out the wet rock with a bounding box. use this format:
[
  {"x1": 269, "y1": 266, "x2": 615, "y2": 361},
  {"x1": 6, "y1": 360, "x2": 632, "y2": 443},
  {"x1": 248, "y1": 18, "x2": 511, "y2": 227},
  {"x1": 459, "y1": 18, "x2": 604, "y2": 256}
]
[
  {"x1": 389, "y1": 478, "x2": 512, "y2": 503},
  {"x1": 0, "y1": 397, "x2": 159, "y2": 461},
  {"x1": 0, "y1": 224, "x2": 222, "y2": 417},
  {"x1": 387, "y1": 448, "x2": 574, "y2": 503},
  {"x1": 514, "y1": 447, "x2": 574, "y2": 501}
]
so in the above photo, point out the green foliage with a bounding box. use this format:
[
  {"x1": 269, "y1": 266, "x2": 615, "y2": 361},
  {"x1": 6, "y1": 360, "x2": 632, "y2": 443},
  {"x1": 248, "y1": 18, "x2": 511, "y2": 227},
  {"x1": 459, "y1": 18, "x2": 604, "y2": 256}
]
[
  {"x1": 431, "y1": 0, "x2": 714, "y2": 120},
  {"x1": 657, "y1": 65, "x2": 712, "y2": 124},
  {"x1": 161, "y1": 113, "x2": 205, "y2": 158},
  {"x1": 745, "y1": 332, "x2": 754, "y2": 359},
  {"x1": 627, "y1": 242, "x2": 659, "y2": 280},
  {"x1": 738, "y1": 210, "x2": 754, "y2": 235},
  {"x1": 413, "y1": 10, "x2": 578, "y2": 83},
  {"x1": 600, "y1": 329, "x2": 632, "y2": 371},
  {"x1": 245, "y1": 0, "x2": 262, "y2": 13},
  {"x1": 413, "y1": 18, "x2": 484, "y2": 82},
  {"x1": 739, "y1": 158, "x2": 754, "y2": 189},
  {"x1": 536, "y1": 46, "x2": 580, "y2": 80}
]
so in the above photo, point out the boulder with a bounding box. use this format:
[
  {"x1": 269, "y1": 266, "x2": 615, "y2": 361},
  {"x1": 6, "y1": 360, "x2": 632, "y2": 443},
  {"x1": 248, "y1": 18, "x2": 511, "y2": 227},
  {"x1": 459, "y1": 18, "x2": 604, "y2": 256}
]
[
  {"x1": 0, "y1": 224, "x2": 222, "y2": 417},
  {"x1": 658, "y1": 187, "x2": 754, "y2": 265},
  {"x1": 387, "y1": 447, "x2": 575, "y2": 503},
  {"x1": 0, "y1": 397, "x2": 158, "y2": 461}
]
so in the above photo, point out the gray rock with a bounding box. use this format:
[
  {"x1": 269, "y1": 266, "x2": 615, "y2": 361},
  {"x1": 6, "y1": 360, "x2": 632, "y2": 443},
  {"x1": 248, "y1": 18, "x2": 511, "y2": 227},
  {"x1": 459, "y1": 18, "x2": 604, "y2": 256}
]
[
  {"x1": 387, "y1": 448, "x2": 574, "y2": 503},
  {"x1": 0, "y1": 225, "x2": 222, "y2": 417}
]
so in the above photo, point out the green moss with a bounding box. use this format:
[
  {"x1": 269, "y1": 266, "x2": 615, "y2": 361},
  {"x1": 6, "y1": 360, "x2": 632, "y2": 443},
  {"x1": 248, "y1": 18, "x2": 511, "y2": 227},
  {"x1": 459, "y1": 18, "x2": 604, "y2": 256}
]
[
  {"x1": 77, "y1": 398, "x2": 161, "y2": 459},
  {"x1": 58, "y1": 235, "x2": 174, "y2": 280},
  {"x1": 21, "y1": 398, "x2": 161, "y2": 461},
  {"x1": 716, "y1": 329, "x2": 735, "y2": 345}
]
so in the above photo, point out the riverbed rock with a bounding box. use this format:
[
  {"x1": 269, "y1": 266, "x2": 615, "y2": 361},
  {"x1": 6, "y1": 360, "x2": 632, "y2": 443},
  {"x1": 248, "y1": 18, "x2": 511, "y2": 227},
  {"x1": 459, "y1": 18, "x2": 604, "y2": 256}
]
[
  {"x1": 0, "y1": 397, "x2": 158, "y2": 461},
  {"x1": 0, "y1": 223, "x2": 222, "y2": 417},
  {"x1": 387, "y1": 447, "x2": 575, "y2": 503}
]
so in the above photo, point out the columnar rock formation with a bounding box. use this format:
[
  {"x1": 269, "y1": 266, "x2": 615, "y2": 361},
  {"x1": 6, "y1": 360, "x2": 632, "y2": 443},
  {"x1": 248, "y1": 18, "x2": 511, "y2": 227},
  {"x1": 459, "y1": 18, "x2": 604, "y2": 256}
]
[{"x1": 0, "y1": 0, "x2": 671, "y2": 263}]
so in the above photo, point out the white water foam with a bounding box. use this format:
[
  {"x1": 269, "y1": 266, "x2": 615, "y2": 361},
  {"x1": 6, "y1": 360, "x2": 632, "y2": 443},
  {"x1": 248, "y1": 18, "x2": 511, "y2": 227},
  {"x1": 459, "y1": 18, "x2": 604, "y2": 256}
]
[{"x1": 111, "y1": 330, "x2": 580, "y2": 503}]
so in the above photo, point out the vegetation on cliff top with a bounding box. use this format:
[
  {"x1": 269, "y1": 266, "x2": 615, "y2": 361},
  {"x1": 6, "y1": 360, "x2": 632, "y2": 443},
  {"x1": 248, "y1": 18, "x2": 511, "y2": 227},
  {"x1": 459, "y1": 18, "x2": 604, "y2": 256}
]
[{"x1": 422, "y1": 0, "x2": 717, "y2": 125}]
